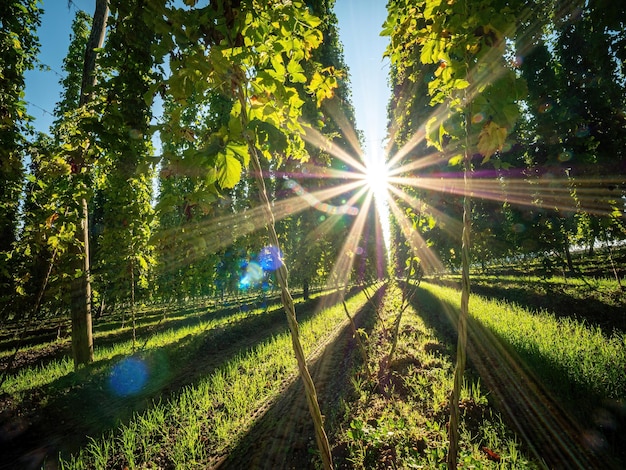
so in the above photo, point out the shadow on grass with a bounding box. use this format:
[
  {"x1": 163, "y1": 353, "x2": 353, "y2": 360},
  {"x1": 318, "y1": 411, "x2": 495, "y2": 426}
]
[
  {"x1": 92, "y1": 295, "x2": 281, "y2": 349},
  {"x1": 0, "y1": 289, "x2": 305, "y2": 356},
  {"x1": 0, "y1": 294, "x2": 283, "y2": 383},
  {"x1": 0, "y1": 289, "x2": 336, "y2": 378},
  {"x1": 217, "y1": 284, "x2": 386, "y2": 470},
  {"x1": 0, "y1": 286, "x2": 371, "y2": 470},
  {"x1": 403, "y1": 281, "x2": 625, "y2": 470}
]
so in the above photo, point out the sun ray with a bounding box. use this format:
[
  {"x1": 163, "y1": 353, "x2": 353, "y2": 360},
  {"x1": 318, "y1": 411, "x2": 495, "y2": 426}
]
[
  {"x1": 385, "y1": 119, "x2": 429, "y2": 170},
  {"x1": 324, "y1": 189, "x2": 375, "y2": 294},
  {"x1": 301, "y1": 184, "x2": 372, "y2": 247},
  {"x1": 320, "y1": 98, "x2": 365, "y2": 159},
  {"x1": 387, "y1": 151, "x2": 445, "y2": 179},
  {"x1": 302, "y1": 124, "x2": 367, "y2": 174},
  {"x1": 393, "y1": 173, "x2": 624, "y2": 217},
  {"x1": 387, "y1": 184, "x2": 463, "y2": 237},
  {"x1": 386, "y1": 195, "x2": 444, "y2": 273},
  {"x1": 155, "y1": 178, "x2": 366, "y2": 274}
]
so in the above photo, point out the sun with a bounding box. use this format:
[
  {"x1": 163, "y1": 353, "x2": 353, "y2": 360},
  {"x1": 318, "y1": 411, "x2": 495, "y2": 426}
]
[
  {"x1": 362, "y1": 154, "x2": 392, "y2": 254},
  {"x1": 364, "y1": 156, "x2": 390, "y2": 200}
]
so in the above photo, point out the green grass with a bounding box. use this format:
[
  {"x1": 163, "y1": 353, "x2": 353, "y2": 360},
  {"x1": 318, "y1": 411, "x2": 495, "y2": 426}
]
[
  {"x1": 6, "y1": 273, "x2": 624, "y2": 468},
  {"x1": 420, "y1": 282, "x2": 626, "y2": 399},
  {"x1": 1, "y1": 298, "x2": 282, "y2": 399},
  {"x1": 0, "y1": 286, "x2": 332, "y2": 401},
  {"x1": 469, "y1": 245, "x2": 626, "y2": 282},
  {"x1": 57, "y1": 289, "x2": 372, "y2": 469},
  {"x1": 335, "y1": 283, "x2": 538, "y2": 469}
]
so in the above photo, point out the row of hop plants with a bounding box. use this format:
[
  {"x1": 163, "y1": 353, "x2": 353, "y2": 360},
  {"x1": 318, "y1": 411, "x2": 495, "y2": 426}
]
[{"x1": 336, "y1": 282, "x2": 538, "y2": 468}]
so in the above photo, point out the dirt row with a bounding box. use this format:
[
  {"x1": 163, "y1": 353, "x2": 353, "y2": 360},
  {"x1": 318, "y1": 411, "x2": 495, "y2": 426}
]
[{"x1": 215, "y1": 286, "x2": 382, "y2": 469}]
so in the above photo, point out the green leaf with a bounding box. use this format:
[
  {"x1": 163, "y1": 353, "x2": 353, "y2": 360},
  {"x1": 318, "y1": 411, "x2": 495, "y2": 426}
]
[
  {"x1": 287, "y1": 60, "x2": 306, "y2": 83},
  {"x1": 290, "y1": 72, "x2": 307, "y2": 83},
  {"x1": 448, "y1": 154, "x2": 463, "y2": 166},
  {"x1": 271, "y1": 53, "x2": 286, "y2": 77},
  {"x1": 227, "y1": 141, "x2": 250, "y2": 167},
  {"x1": 500, "y1": 103, "x2": 519, "y2": 128},
  {"x1": 216, "y1": 151, "x2": 242, "y2": 189},
  {"x1": 420, "y1": 38, "x2": 436, "y2": 64},
  {"x1": 307, "y1": 71, "x2": 324, "y2": 92},
  {"x1": 477, "y1": 121, "x2": 507, "y2": 161},
  {"x1": 425, "y1": 115, "x2": 443, "y2": 150},
  {"x1": 300, "y1": 8, "x2": 322, "y2": 29},
  {"x1": 452, "y1": 79, "x2": 470, "y2": 90},
  {"x1": 303, "y1": 29, "x2": 323, "y2": 49},
  {"x1": 439, "y1": 123, "x2": 447, "y2": 145}
]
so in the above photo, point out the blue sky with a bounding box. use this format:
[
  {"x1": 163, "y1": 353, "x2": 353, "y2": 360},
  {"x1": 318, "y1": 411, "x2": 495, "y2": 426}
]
[
  {"x1": 25, "y1": 0, "x2": 391, "y2": 159},
  {"x1": 24, "y1": 0, "x2": 89, "y2": 131},
  {"x1": 334, "y1": 0, "x2": 391, "y2": 161}
]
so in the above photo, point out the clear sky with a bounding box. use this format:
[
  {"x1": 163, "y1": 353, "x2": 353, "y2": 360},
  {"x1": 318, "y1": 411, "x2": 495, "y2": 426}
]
[
  {"x1": 24, "y1": 1, "x2": 90, "y2": 131},
  {"x1": 25, "y1": 0, "x2": 391, "y2": 156},
  {"x1": 334, "y1": 0, "x2": 391, "y2": 163}
]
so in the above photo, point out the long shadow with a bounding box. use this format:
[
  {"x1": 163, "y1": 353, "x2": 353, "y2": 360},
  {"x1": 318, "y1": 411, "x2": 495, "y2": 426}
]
[
  {"x1": 0, "y1": 286, "x2": 372, "y2": 470},
  {"x1": 404, "y1": 282, "x2": 625, "y2": 470},
  {"x1": 0, "y1": 290, "x2": 289, "y2": 353},
  {"x1": 428, "y1": 277, "x2": 626, "y2": 335},
  {"x1": 217, "y1": 284, "x2": 385, "y2": 469},
  {"x1": 0, "y1": 292, "x2": 308, "y2": 377}
]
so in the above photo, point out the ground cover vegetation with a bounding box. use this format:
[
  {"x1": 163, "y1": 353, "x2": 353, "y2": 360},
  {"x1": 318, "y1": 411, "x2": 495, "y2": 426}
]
[
  {"x1": 333, "y1": 283, "x2": 540, "y2": 469},
  {"x1": 1, "y1": 0, "x2": 625, "y2": 468},
  {"x1": 415, "y1": 281, "x2": 625, "y2": 465}
]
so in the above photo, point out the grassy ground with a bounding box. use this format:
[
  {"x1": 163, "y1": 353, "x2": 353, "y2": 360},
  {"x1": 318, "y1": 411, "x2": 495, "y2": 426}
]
[
  {"x1": 410, "y1": 281, "x2": 626, "y2": 468},
  {"x1": 332, "y1": 283, "x2": 539, "y2": 469},
  {"x1": 0, "y1": 287, "x2": 368, "y2": 468},
  {"x1": 430, "y1": 269, "x2": 625, "y2": 335},
  {"x1": 2, "y1": 262, "x2": 625, "y2": 468}
]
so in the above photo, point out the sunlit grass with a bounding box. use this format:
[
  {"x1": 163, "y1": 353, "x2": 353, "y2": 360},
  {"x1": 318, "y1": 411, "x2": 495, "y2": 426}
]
[
  {"x1": 419, "y1": 282, "x2": 626, "y2": 399},
  {"x1": 338, "y1": 283, "x2": 537, "y2": 468},
  {"x1": 0, "y1": 295, "x2": 292, "y2": 398},
  {"x1": 58, "y1": 289, "x2": 372, "y2": 469},
  {"x1": 437, "y1": 271, "x2": 625, "y2": 313}
]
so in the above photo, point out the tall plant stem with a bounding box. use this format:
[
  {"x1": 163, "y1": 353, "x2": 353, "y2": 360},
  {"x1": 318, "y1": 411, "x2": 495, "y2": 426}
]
[
  {"x1": 130, "y1": 237, "x2": 136, "y2": 353},
  {"x1": 248, "y1": 143, "x2": 333, "y2": 469},
  {"x1": 237, "y1": 85, "x2": 333, "y2": 469},
  {"x1": 603, "y1": 226, "x2": 623, "y2": 289},
  {"x1": 341, "y1": 298, "x2": 370, "y2": 377},
  {"x1": 387, "y1": 259, "x2": 418, "y2": 368},
  {"x1": 448, "y1": 90, "x2": 472, "y2": 470}
]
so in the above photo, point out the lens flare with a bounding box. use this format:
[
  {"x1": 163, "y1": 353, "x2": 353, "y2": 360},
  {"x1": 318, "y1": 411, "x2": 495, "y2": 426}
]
[
  {"x1": 257, "y1": 245, "x2": 282, "y2": 272},
  {"x1": 240, "y1": 261, "x2": 264, "y2": 289},
  {"x1": 109, "y1": 356, "x2": 149, "y2": 397}
]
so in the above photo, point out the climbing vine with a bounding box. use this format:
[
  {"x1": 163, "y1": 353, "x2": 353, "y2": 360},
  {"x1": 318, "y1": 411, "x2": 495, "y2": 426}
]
[
  {"x1": 383, "y1": 0, "x2": 526, "y2": 466},
  {"x1": 0, "y1": 0, "x2": 41, "y2": 305},
  {"x1": 146, "y1": 0, "x2": 338, "y2": 201}
]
